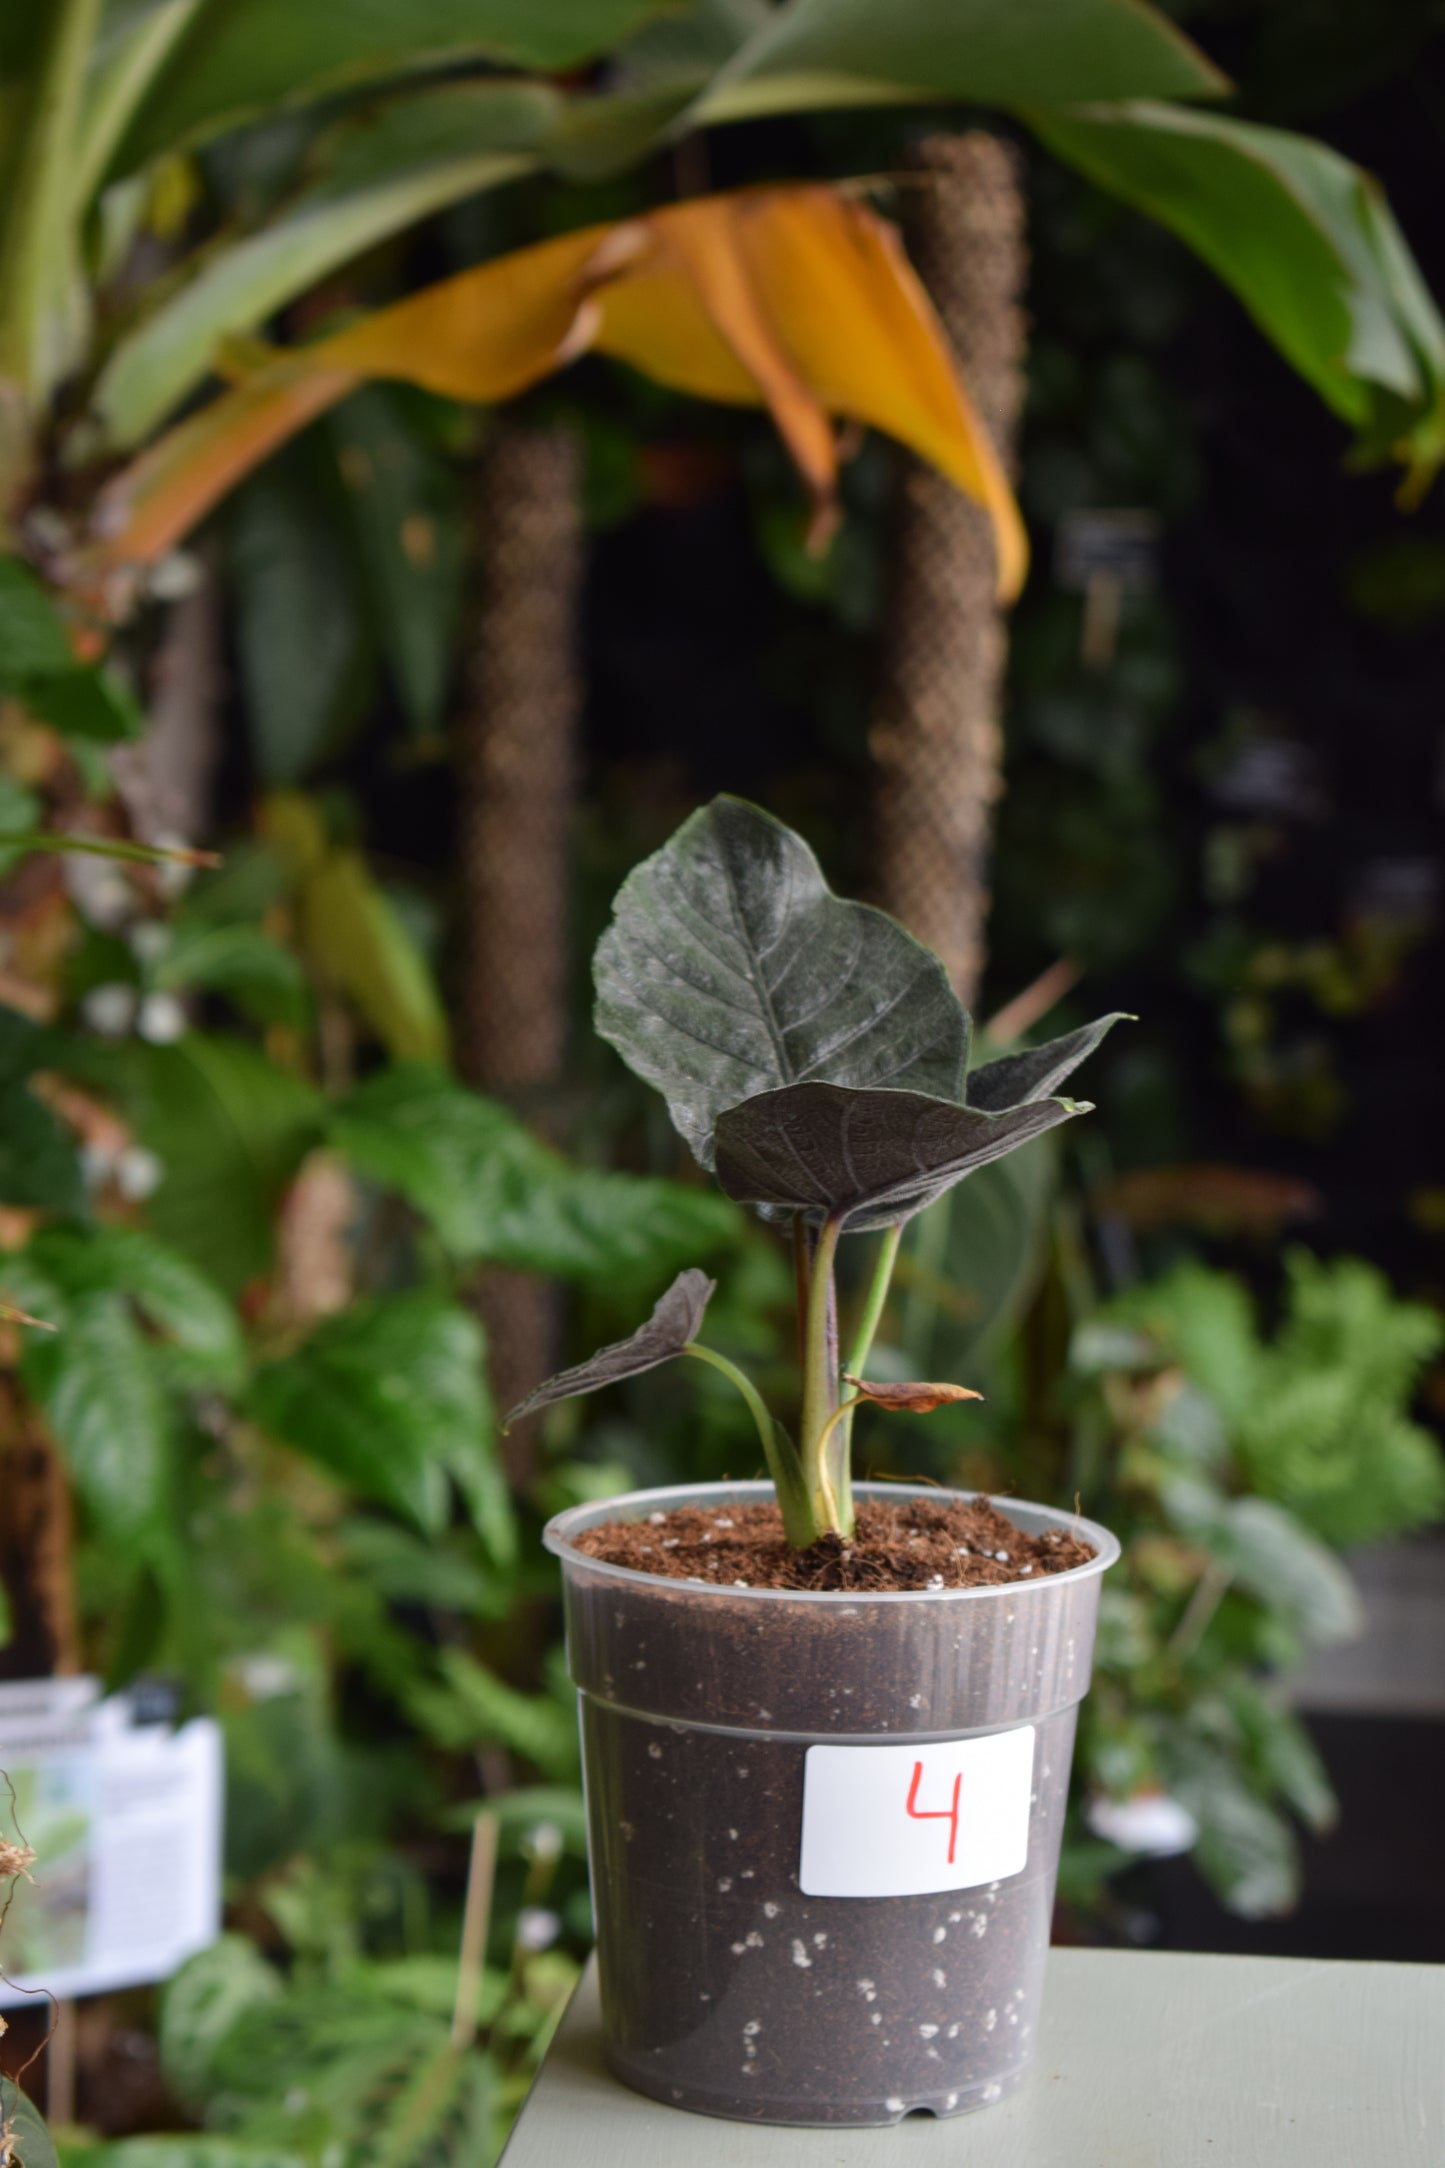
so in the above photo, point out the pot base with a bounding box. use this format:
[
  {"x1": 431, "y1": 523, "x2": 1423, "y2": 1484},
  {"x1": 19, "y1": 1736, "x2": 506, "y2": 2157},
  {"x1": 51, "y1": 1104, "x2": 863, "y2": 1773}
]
[{"x1": 608, "y1": 2042, "x2": 1032, "y2": 2126}]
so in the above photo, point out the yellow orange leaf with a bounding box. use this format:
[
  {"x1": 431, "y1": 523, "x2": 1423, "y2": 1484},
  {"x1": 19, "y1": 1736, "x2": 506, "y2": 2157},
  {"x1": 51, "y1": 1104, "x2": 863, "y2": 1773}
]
[{"x1": 81, "y1": 185, "x2": 1026, "y2": 605}]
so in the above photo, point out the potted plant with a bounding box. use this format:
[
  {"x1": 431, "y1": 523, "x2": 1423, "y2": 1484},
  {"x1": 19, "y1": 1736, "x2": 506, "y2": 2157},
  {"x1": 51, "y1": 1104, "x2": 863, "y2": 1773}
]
[{"x1": 518, "y1": 797, "x2": 1123, "y2": 2126}]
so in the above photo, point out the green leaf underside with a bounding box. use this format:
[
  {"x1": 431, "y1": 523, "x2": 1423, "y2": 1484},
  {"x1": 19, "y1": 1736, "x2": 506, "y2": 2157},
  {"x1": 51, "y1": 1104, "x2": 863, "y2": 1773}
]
[
  {"x1": 594, "y1": 796, "x2": 968, "y2": 1169},
  {"x1": 966, "y1": 1013, "x2": 1131, "y2": 1112},
  {"x1": 714, "y1": 1080, "x2": 1088, "y2": 1231},
  {"x1": 693, "y1": 0, "x2": 1227, "y2": 125},
  {"x1": 110, "y1": 0, "x2": 672, "y2": 171},
  {"x1": 1029, "y1": 102, "x2": 1445, "y2": 450},
  {"x1": 506, "y1": 1267, "x2": 714, "y2": 1427}
]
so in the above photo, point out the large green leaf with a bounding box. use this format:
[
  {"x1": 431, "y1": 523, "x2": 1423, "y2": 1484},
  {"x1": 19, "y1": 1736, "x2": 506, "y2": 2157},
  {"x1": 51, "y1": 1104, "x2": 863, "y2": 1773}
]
[
  {"x1": 1030, "y1": 102, "x2": 1445, "y2": 472},
  {"x1": 77, "y1": 1033, "x2": 323, "y2": 1291},
  {"x1": 331, "y1": 1063, "x2": 741, "y2": 1281},
  {"x1": 247, "y1": 1292, "x2": 490, "y2": 1531},
  {"x1": 714, "y1": 1078, "x2": 1086, "y2": 1231},
  {"x1": 21, "y1": 1288, "x2": 172, "y2": 1546},
  {"x1": 594, "y1": 796, "x2": 969, "y2": 1170},
  {"x1": 300, "y1": 849, "x2": 448, "y2": 1062},
  {"x1": 111, "y1": 0, "x2": 672, "y2": 171},
  {"x1": 694, "y1": 0, "x2": 1225, "y2": 130},
  {"x1": 94, "y1": 81, "x2": 554, "y2": 448},
  {"x1": 329, "y1": 385, "x2": 463, "y2": 737}
]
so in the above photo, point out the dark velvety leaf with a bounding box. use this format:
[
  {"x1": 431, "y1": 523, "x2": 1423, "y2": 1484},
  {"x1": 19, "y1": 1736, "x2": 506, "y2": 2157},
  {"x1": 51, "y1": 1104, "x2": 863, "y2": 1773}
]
[
  {"x1": 248, "y1": 1293, "x2": 490, "y2": 1532},
  {"x1": 505, "y1": 1268, "x2": 714, "y2": 1428},
  {"x1": 965, "y1": 1012, "x2": 1130, "y2": 1112},
  {"x1": 714, "y1": 1080, "x2": 1088, "y2": 1231},
  {"x1": 331, "y1": 1063, "x2": 740, "y2": 1282},
  {"x1": 843, "y1": 1375, "x2": 983, "y2": 1413},
  {"x1": 594, "y1": 796, "x2": 968, "y2": 1167}
]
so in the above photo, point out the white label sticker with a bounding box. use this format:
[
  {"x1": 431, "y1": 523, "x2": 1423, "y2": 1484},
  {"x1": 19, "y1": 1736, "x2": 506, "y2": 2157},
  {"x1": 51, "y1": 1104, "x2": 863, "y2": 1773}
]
[{"x1": 799, "y1": 1727, "x2": 1035, "y2": 1898}]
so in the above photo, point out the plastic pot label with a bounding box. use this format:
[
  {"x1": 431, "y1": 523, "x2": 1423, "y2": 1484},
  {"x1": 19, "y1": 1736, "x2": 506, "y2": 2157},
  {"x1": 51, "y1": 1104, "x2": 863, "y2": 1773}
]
[{"x1": 799, "y1": 1726, "x2": 1035, "y2": 1898}]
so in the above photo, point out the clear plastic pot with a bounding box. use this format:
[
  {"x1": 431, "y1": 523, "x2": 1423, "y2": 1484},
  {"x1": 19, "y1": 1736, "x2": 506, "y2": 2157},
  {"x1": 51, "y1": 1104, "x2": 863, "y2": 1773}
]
[{"x1": 544, "y1": 1480, "x2": 1119, "y2": 2128}]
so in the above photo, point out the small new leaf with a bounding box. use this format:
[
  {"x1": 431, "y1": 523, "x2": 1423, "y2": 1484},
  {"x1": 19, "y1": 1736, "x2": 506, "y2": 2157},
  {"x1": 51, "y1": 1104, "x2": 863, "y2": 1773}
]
[
  {"x1": 594, "y1": 796, "x2": 968, "y2": 1168},
  {"x1": 843, "y1": 1375, "x2": 984, "y2": 1413},
  {"x1": 505, "y1": 1268, "x2": 715, "y2": 1429},
  {"x1": 714, "y1": 1080, "x2": 1089, "y2": 1231},
  {"x1": 965, "y1": 1013, "x2": 1131, "y2": 1112}
]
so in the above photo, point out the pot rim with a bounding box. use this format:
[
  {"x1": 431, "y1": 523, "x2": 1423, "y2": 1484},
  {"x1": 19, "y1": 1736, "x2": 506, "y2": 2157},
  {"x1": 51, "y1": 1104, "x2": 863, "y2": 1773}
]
[{"x1": 543, "y1": 1478, "x2": 1120, "y2": 1604}]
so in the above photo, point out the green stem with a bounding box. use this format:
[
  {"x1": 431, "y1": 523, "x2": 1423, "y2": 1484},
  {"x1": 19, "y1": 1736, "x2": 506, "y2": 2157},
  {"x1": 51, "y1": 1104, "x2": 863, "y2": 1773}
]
[
  {"x1": 683, "y1": 1342, "x2": 816, "y2": 1547},
  {"x1": 0, "y1": 833, "x2": 221, "y2": 868},
  {"x1": 833, "y1": 1220, "x2": 904, "y2": 1506},
  {"x1": 799, "y1": 1214, "x2": 845, "y2": 1534}
]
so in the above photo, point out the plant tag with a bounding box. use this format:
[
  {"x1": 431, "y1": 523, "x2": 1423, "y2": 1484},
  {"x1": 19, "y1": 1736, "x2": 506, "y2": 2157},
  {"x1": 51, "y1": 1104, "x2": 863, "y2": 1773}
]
[{"x1": 799, "y1": 1727, "x2": 1035, "y2": 1898}]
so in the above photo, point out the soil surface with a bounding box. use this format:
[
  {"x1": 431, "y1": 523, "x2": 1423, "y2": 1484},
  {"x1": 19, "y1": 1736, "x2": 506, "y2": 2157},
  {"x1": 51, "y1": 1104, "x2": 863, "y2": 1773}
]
[{"x1": 574, "y1": 1495, "x2": 1094, "y2": 1592}]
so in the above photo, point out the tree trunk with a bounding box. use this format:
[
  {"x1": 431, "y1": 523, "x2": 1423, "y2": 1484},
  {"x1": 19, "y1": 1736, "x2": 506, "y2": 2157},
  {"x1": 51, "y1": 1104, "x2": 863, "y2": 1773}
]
[
  {"x1": 871, "y1": 133, "x2": 1028, "y2": 1010},
  {"x1": 456, "y1": 425, "x2": 584, "y2": 1472}
]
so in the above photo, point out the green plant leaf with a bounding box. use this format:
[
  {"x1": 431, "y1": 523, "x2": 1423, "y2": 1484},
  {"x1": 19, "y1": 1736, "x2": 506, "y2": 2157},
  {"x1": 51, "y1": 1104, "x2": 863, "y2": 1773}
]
[
  {"x1": 20, "y1": 664, "x2": 146, "y2": 742},
  {"x1": 1030, "y1": 102, "x2": 1445, "y2": 475},
  {"x1": 965, "y1": 1013, "x2": 1130, "y2": 1112},
  {"x1": 505, "y1": 1267, "x2": 714, "y2": 1427},
  {"x1": 1159, "y1": 1731, "x2": 1300, "y2": 1918},
  {"x1": 72, "y1": 1033, "x2": 323, "y2": 1291},
  {"x1": 0, "y1": 557, "x2": 75, "y2": 678},
  {"x1": 111, "y1": 0, "x2": 673, "y2": 171},
  {"x1": 694, "y1": 0, "x2": 1226, "y2": 131},
  {"x1": 0, "y1": 1009, "x2": 85, "y2": 1213},
  {"x1": 1163, "y1": 1476, "x2": 1363, "y2": 1646},
  {"x1": 21, "y1": 1289, "x2": 171, "y2": 1545},
  {"x1": 0, "y1": 2081, "x2": 59, "y2": 2168},
  {"x1": 159, "y1": 1936, "x2": 286, "y2": 2110},
  {"x1": 329, "y1": 384, "x2": 464, "y2": 736},
  {"x1": 152, "y1": 918, "x2": 309, "y2": 1030},
  {"x1": 331, "y1": 1063, "x2": 741, "y2": 1280},
  {"x1": 22, "y1": 1223, "x2": 246, "y2": 1391},
  {"x1": 228, "y1": 443, "x2": 369, "y2": 786},
  {"x1": 594, "y1": 795, "x2": 968, "y2": 1169},
  {"x1": 300, "y1": 850, "x2": 448, "y2": 1062},
  {"x1": 715, "y1": 1079, "x2": 1087, "y2": 1231},
  {"x1": 94, "y1": 81, "x2": 554, "y2": 448},
  {"x1": 248, "y1": 1292, "x2": 490, "y2": 1532},
  {"x1": 413, "y1": 1648, "x2": 580, "y2": 1778}
]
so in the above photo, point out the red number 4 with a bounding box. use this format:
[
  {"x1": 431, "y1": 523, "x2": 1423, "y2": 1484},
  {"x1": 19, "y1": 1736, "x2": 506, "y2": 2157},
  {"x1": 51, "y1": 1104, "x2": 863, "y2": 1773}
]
[{"x1": 906, "y1": 1759, "x2": 961, "y2": 1865}]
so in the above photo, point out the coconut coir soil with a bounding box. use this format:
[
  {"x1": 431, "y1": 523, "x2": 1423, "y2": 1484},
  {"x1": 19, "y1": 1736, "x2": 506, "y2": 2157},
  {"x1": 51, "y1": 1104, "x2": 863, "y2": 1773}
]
[{"x1": 574, "y1": 1494, "x2": 1093, "y2": 1592}]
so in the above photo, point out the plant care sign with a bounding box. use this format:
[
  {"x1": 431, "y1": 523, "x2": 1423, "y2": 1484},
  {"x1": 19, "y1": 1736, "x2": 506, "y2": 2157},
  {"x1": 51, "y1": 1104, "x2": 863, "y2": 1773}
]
[
  {"x1": 0, "y1": 1676, "x2": 222, "y2": 2006},
  {"x1": 799, "y1": 1728, "x2": 1035, "y2": 1898}
]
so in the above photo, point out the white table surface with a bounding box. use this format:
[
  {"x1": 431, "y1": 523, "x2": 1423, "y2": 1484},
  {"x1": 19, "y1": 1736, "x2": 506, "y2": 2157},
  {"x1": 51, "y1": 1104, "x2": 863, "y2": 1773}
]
[{"x1": 501, "y1": 1945, "x2": 1445, "y2": 2165}]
